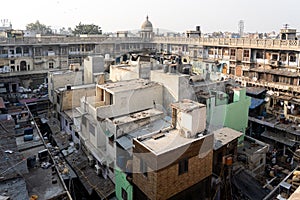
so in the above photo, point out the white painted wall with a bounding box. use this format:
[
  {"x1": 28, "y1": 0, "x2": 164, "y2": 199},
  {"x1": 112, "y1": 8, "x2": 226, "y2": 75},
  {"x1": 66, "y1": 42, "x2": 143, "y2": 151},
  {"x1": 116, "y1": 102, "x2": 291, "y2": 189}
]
[
  {"x1": 177, "y1": 106, "x2": 206, "y2": 137},
  {"x1": 97, "y1": 84, "x2": 163, "y2": 118},
  {"x1": 84, "y1": 55, "x2": 105, "y2": 84}
]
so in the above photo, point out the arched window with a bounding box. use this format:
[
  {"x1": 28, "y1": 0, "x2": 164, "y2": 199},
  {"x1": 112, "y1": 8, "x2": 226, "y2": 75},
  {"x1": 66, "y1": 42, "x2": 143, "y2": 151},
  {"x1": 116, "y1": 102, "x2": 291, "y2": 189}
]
[
  {"x1": 20, "y1": 61, "x2": 27, "y2": 71},
  {"x1": 16, "y1": 47, "x2": 22, "y2": 54},
  {"x1": 289, "y1": 53, "x2": 296, "y2": 62}
]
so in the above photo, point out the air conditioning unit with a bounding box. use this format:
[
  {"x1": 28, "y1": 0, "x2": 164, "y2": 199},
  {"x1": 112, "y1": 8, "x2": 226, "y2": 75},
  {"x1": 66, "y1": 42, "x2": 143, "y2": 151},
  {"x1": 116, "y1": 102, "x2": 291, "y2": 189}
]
[{"x1": 95, "y1": 164, "x2": 101, "y2": 175}]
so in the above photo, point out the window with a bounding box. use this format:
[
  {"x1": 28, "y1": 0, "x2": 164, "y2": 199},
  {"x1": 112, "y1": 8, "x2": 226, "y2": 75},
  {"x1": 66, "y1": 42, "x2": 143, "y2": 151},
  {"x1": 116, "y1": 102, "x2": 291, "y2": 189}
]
[
  {"x1": 49, "y1": 62, "x2": 54, "y2": 69},
  {"x1": 10, "y1": 60, "x2": 15, "y2": 64},
  {"x1": 290, "y1": 54, "x2": 296, "y2": 62},
  {"x1": 243, "y1": 50, "x2": 250, "y2": 57},
  {"x1": 208, "y1": 49, "x2": 214, "y2": 55},
  {"x1": 178, "y1": 158, "x2": 189, "y2": 175},
  {"x1": 122, "y1": 188, "x2": 128, "y2": 200},
  {"x1": 75, "y1": 132, "x2": 79, "y2": 138},
  {"x1": 281, "y1": 54, "x2": 287, "y2": 62},
  {"x1": 23, "y1": 47, "x2": 29, "y2": 54},
  {"x1": 230, "y1": 49, "x2": 236, "y2": 56},
  {"x1": 34, "y1": 48, "x2": 41, "y2": 56},
  {"x1": 272, "y1": 54, "x2": 278, "y2": 60},
  {"x1": 140, "y1": 159, "x2": 147, "y2": 177},
  {"x1": 109, "y1": 135, "x2": 114, "y2": 146},
  {"x1": 256, "y1": 51, "x2": 263, "y2": 59},
  {"x1": 16, "y1": 47, "x2": 22, "y2": 54}
]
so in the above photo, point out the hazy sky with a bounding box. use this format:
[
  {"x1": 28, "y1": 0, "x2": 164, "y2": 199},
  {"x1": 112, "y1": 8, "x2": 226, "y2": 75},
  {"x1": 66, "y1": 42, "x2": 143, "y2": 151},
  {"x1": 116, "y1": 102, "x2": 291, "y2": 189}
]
[{"x1": 2, "y1": 0, "x2": 299, "y2": 33}]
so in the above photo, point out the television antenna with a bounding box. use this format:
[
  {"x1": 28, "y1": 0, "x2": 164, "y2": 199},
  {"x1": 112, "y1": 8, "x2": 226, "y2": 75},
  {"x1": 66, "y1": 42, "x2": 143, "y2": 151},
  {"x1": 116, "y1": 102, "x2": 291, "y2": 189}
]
[
  {"x1": 283, "y1": 24, "x2": 290, "y2": 29},
  {"x1": 0, "y1": 19, "x2": 9, "y2": 27}
]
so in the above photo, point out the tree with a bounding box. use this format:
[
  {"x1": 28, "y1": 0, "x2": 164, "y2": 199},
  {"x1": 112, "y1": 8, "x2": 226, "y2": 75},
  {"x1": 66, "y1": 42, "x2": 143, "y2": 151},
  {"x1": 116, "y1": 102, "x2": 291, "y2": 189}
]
[
  {"x1": 26, "y1": 20, "x2": 53, "y2": 35},
  {"x1": 73, "y1": 22, "x2": 102, "y2": 35}
]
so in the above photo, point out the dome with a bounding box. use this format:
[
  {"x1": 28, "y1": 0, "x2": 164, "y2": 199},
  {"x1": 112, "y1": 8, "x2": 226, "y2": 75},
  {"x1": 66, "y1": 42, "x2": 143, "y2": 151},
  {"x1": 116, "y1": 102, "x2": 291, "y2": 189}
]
[{"x1": 141, "y1": 16, "x2": 153, "y2": 31}]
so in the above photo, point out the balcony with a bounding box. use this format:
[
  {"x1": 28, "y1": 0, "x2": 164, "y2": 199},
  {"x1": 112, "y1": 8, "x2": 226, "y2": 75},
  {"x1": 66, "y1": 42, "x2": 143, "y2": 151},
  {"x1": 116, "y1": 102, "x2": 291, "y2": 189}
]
[
  {"x1": 0, "y1": 54, "x2": 8, "y2": 58},
  {"x1": 269, "y1": 60, "x2": 281, "y2": 66}
]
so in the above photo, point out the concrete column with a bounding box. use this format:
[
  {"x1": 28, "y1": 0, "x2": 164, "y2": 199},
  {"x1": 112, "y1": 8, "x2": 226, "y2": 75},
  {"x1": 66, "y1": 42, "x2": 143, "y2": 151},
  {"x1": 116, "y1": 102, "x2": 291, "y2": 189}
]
[{"x1": 284, "y1": 100, "x2": 288, "y2": 117}]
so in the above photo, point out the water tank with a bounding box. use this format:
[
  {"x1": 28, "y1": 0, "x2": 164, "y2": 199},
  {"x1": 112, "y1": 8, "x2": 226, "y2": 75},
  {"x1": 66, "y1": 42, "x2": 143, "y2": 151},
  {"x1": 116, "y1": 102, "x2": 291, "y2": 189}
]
[
  {"x1": 24, "y1": 134, "x2": 34, "y2": 141},
  {"x1": 27, "y1": 155, "x2": 36, "y2": 168},
  {"x1": 226, "y1": 156, "x2": 233, "y2": 166},
  {"x1": 38, "y1": 149, "x2": 48, "y2": 160},
  {"x1": 24, "y1": 127, "x2": 33, "y2": 135}
]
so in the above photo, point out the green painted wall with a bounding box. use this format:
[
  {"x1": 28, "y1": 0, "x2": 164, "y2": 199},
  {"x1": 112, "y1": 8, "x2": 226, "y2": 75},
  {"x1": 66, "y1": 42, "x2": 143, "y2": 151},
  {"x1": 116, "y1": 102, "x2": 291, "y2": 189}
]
[
  {"x1": 206, "y1": 88, "x2": 251, "y2": 142},
  {"x1": 115, "y1": 167, "x2": 133, "y2": 200},
  {"x1": 224, "y1": 89, "x2": 251, "y2": 142}
]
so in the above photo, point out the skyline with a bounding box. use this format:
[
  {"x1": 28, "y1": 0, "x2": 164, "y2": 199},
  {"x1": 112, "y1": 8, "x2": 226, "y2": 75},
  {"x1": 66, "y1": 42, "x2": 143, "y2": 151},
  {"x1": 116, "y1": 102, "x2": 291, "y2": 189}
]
[{"x1": 2, "y1": 0, "x2": 299, "y2": 33}]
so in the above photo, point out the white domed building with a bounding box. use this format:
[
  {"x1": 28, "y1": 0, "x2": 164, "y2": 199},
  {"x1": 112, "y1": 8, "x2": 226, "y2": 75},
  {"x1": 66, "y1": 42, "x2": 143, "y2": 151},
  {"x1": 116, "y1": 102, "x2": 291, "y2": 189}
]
[{"x1": 140, "y1": 16, "x2": 154, "y2": 39}]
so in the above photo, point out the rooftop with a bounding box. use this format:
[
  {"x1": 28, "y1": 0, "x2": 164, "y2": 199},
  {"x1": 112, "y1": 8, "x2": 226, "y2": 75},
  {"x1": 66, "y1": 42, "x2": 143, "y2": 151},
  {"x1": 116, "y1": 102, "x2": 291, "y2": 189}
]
[
  {"x1": 56, "y1": 83, "x2": 95, "y2": 92},
  {"x1": 213, "y1": 127, "x2": 243, "y2": 150},
  {"x1": 171, "y1": 99, "x2": 206, "y2": 113},
  {"x1": 49, "y1": 69, "x2": 79, "y2": 75},
  {"x1": 65, "y1": 149, "x2": 115, "y2": 199},
  {"x1": 112, "y1": 108, "x2": 163, "y2": 125},
  {"x1": 116, "y1": 115, "x2": 171, "y2": 151},
  {"x1": 64, "y1": 108, "x2": 82, "y2": 119},
  {"x1": 246, "y1": 87, "x2": 266, "y2": 96},
  {"x1": 138, "y1": 129, "x2": 206, "y2": 155},
  {"x1": 238, "y1": 136, "x2": 268, "y2": 155},
  {"x1": 98, "y1": 79, "x2": 160, "y2": 93},
  {"x1": 0, "y1": 119, "x2": 28, "y2": 180}
]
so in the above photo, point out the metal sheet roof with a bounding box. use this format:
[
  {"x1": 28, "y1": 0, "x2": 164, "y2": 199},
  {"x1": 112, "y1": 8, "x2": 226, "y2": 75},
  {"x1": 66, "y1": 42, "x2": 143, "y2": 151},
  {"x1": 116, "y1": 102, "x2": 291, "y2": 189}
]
[{"x1": 249, "y1": 97, "x2": 265, "y2": 109}]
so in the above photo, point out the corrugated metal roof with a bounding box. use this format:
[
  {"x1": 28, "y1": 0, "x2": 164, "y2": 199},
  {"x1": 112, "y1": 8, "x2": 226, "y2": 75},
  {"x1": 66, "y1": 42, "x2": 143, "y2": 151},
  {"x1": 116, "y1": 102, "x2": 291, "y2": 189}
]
[{"x1": 249, "y1": 97, "x2": 265, "y2": 109}]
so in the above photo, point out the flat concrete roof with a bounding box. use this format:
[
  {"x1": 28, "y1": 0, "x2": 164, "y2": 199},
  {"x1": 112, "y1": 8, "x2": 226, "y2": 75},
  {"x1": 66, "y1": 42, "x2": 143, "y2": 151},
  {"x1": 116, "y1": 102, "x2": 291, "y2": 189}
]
[
  {"x1": 64, "y1": 108, "x2": 82, "y2": 119},
  {"x1": 238, "y1": 136, "x2": 267, "y2": 155},
  {"x1": 213, "y1": 127, "x2": 243, "y2": 150},
  {"x1": 112, "y1": 108, "x2": 163, "y2": 125},
  {"x1": 56, "y1": 83, "x2": 95, "y2": 92},
  {"x1": 50, "y1": 69, "x2": 80, "y2": 76},
  {"x1": 116, "y1": 115, "x2": 171, "y2": 151},
  {"x1": 98, "y1": 79, "x2": 160, "y2": 93},
  {"x1": 171, "y1": 99, "x2": 205, "y2": 112},
  {"x1": 139, "y1": 129, "x2": 203, "y2": 155}
]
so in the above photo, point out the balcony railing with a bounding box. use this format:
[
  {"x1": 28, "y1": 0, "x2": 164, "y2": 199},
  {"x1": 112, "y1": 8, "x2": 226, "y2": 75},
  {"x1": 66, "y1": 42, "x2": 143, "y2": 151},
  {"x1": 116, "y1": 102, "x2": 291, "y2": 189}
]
[{"x1": 153, "y1": 37, "x2": 300, "y2": 50}]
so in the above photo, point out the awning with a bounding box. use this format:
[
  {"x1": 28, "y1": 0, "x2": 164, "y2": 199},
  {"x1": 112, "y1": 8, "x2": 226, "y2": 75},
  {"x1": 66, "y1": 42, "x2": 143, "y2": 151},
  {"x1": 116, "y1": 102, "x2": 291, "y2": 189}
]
[
  {"x1": 246, "y1": 87, "x2": 266, "y2": 96},
  {"x1": 249, "y1": 97, "x2": 265, "y2": 109},
  {"x1": 261, "y1": 131, "x2": 295, "y2": 147}
]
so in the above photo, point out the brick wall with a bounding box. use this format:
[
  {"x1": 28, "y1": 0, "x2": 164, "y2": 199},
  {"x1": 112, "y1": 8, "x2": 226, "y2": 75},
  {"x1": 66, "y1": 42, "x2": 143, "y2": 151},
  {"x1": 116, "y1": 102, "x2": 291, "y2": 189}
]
[{"x1": 133, "y1": 150, "x2": 213, "y2": 200}]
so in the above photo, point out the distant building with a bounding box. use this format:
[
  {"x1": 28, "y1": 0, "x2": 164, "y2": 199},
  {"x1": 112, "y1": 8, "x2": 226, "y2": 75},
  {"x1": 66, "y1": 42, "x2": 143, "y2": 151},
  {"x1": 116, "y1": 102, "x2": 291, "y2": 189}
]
[{"x1": 140, "y1": 16, "x2": 154, "y2": 40}]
